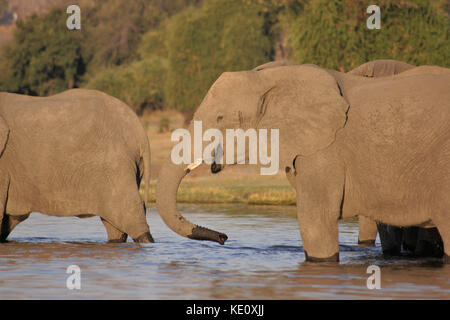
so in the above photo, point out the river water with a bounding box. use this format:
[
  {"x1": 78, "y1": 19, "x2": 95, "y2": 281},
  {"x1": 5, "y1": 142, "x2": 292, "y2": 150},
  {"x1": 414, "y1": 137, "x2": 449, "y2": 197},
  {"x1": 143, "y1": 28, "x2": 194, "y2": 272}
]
[{"x1": 0, "y1": 204, "x2": 448, "y2": 299}]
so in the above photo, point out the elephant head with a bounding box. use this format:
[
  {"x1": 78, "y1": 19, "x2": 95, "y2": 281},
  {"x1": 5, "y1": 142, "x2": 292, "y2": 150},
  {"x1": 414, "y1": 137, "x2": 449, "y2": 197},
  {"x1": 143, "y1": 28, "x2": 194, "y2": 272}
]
[{"x1": 156, "y1": 65, "x2": 349, "y2": 244}]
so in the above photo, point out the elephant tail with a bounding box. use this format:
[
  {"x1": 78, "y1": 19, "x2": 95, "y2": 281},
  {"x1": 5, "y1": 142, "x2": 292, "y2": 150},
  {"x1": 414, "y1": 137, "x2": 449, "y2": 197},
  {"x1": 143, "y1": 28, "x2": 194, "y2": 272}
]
[{"x1": 142, "y1": 136, "x2": 151, "y2": 206}]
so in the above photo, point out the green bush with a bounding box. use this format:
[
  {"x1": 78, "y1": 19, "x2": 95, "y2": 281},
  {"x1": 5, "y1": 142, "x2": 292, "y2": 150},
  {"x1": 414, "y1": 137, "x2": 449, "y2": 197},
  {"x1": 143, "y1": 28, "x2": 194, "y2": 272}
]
[
  {"x1": 165, "y1": 0, "x2": 273, "y2": 114},
  {"x1": 85, "y1": 57, "x2": 167, "y2": 114},
  {"x1": 83, "y1": 0, "x2": 203, "y2": 71},
  {"x1": 285, "y1": 0, "x2": 450, "y2": 71},
  {"x1": 82, "y1": 0, "x2": 164, "y2": 68},
  {"x1": 0, "y1": 8, "x2": 86, "y2": 95},
  {"x1": 138, "y1": 28, "x2": 168, "y2": 59},
  {"x1": 1, "y1": 0, "x2": 448, "y2": 115}
]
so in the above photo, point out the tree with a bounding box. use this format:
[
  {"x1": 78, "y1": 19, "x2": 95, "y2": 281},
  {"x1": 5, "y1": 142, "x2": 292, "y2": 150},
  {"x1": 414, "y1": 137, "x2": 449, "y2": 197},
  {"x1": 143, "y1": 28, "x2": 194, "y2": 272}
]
[
  {"x1": 285, "y1": 0, "x2": 450, "y2": 71},
  {"x1": 0, "y1": 7, "x2": 85, "y2": 95},
  {"x1": 82, "y1": 0, "x2": 166, "y2": 69},
  {"x1": 165, "y1": 0, "x2": 273, "y2": 115}
]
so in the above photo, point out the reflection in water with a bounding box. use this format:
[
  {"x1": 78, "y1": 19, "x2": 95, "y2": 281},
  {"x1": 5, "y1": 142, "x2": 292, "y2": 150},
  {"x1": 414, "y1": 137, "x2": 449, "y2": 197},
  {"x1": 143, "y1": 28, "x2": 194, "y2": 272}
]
[{"x1": 0, "y1": 204, "x2": 448, "y2": 299}]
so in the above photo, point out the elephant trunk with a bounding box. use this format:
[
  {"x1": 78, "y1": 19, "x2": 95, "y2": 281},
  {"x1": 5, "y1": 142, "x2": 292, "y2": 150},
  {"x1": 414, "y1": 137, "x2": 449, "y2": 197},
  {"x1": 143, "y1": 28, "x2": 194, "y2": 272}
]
[{"x1": 156, "y1": 160, "x2": 228, "y2": 245}]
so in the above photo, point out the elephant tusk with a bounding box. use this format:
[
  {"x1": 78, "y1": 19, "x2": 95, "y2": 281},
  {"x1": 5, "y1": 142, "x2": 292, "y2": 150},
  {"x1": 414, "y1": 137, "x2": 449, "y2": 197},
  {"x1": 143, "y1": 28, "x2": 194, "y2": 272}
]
[{"x1": 186, "y1": 158, "x2": 203, "y2": 172}]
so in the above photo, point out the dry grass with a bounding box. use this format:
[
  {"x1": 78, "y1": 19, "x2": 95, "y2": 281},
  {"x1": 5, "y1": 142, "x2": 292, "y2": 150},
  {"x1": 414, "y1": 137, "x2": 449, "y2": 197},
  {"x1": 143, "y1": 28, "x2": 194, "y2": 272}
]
[{"x1": 142, "y1": 177, "x2": 296, "y2": 206}]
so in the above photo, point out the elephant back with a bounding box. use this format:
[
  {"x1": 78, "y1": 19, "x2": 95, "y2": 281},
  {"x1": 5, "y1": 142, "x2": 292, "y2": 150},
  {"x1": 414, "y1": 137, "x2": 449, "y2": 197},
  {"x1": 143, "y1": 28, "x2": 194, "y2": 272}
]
[{"x1": 348, "y1": 60, "x2": 415, "y2": 77}]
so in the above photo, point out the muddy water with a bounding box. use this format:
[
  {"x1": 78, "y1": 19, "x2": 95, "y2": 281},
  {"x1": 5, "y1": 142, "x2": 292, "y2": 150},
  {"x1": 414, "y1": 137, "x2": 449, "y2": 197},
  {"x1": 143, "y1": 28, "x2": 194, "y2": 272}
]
[{"x1": 0, "y1": 204, "x2": 448, "y2": 299}]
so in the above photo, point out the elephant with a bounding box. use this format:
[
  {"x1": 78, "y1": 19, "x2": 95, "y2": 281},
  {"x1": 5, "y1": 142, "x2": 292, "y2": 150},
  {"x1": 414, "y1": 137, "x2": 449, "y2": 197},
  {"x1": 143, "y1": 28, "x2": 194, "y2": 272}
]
[
  {"x1": 254, "y1": 59, "x2": 445, "y2": 258},
  {"x1": 252, "y1": 60, "x2": 415, "y2": 249},
  {"x1": 0, "y1": 89, "x2": 154, "y2": 243},
  {"x1": 347, "y1": 59, "x2": 415, "y2": 77},
  {"x1": 156, "y1": 61, "x2": 450, "y2": 263},
  {"x1": 347, "y1": 59, "x2": 416, "y2": 249},
  {"x1": 347, "y1": 60, "x2": 444, "y2": 258},
  {"x1": 254, "y1": 61, "x2": 379, "y2": 247}
]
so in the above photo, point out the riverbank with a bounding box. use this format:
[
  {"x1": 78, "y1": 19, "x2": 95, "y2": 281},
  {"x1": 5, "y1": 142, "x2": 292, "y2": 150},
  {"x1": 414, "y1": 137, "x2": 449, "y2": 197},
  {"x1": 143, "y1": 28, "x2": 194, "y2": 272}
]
[{"x1": 143, "y1": 168, "x2": 296, "y2": 206}]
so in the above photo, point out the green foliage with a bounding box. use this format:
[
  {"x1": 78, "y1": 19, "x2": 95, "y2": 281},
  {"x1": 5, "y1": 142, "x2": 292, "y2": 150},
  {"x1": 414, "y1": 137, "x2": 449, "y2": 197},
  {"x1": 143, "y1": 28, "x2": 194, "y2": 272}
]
[
  {"x1": 0, "y1": 0, "x2": 448, "y2": 116},
  {"x1": 82, "y1": 0, "x2": 163, "y2": 68},
  {"x1": 0, "y1": 8, "x2": 85, "y2": 95},
  {"x1": 165, "y1": 0, "x2": 273, "y2": 113},
  {"x1": 286, "y1": 0, "x2": 450, "y2": 71},
  {"x1": 83, "y1": 0, "x2": 202, "y2": 70},
  {"x1": 85, "y1": 57, "x2": 167, "y2": 113},
  {"x1": 0, "y1": 0, "x2": 7, "y2": 16},
  {"x1": 138, "y1": 28, "x2": 168, "y2": 59}
]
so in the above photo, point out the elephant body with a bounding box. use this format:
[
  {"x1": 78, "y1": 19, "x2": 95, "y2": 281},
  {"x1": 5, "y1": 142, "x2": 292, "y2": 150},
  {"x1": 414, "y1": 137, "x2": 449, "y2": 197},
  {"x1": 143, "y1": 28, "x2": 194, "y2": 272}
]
[
  {"x1": 0, "y1": 89, "x2": 153, "y2": 243},
  {"x1": 156, "y1": 61, "x2": 450, "y2": 263},
  {"x1": 255, "y1": 60, "x2": 422, "y2": 249},
  {"x1": 328, "y1": 66, "x2": 448, "y2": 248},
  {"x1": 347, "y1": 60, "x2": 444, "y2": 257},
  {"x1": 347, "y1": 59, "x2": 415, "y2": 77}
]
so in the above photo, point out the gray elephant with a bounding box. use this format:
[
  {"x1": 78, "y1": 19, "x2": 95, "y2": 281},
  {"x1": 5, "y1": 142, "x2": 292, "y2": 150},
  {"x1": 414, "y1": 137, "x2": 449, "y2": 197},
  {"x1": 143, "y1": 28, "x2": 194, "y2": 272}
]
[
  {"x1": 0, "y1": 89, "x2": 153, "y2": 243},
  {"x1": 156, "y1": 61, "x2": 450, "y2": 263},
  {"x1": 348, "y1": 60, "x2": 444, "y2": 258},
  {"x1": 255, "y1": 59, "x2": 444, "y2": 258}
]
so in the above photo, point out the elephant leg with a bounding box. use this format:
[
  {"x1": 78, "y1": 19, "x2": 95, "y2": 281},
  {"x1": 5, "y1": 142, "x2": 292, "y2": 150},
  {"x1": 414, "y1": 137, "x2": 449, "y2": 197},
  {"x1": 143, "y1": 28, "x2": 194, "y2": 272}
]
[
  {"x1": 101, "y1": 217, "x2": 128, "y2": 243},
  {"x1": 102, "y1": 203, "x2": 153, "y2": 243},
  {"x1": 131, "y1": 202, "x2": 154, "y2": 243},
  {"x1": 414, "y1": 228, "x2": 444, "y2": 258},
  {"x1": 402, "y1": 227, "x2": 419, "y2": 253},
  {"x1": 295, "y1": 154, "x2": 343, "y2": 262},
  {"x1": 377, "y1": 223, "x2": 403, "y2": 257},
  {"x1": 99, "y1": 169, "x2": 154, "y2": 243},
  {"x1": 101, "y1": 181, "x2": 154, "y2": 244},
  {"x1": 358, "y1": 216, "x2": 378, "y2": 247},
  {"x1": 1, "y1": 214, "x2": 30, "y2": 242}
]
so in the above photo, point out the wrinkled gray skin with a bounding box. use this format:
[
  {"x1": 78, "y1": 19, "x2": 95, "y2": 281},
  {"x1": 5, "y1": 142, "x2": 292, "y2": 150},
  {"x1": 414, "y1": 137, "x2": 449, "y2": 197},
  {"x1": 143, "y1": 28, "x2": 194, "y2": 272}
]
[
  {"x1": 348, "y1": 60, "x2": 444, "y2": 258},
  {"x1": 257, "y1": 60, "x2": 444, "y2": 258},
  {"x1": 156, "y1": 61, "x2": 450, "y2": 263},
  {"x1": 0, "y1": 89, "x2": 154, "y2": 243}
]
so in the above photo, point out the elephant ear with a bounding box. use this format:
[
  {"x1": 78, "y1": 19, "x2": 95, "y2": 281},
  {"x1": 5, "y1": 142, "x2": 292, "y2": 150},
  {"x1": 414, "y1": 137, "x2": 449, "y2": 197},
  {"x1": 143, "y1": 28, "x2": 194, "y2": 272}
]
[
  {"x1": 0, "y1": 115, "x2": 9, "y2": 157},
  {"x1": 256, "y1": 65, "x2": 349, "y2": 170}
]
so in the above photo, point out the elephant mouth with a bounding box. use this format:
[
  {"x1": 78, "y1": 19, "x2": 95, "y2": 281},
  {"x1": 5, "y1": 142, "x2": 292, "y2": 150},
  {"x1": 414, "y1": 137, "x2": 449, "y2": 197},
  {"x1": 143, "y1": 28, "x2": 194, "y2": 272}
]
[{"x1": 211, "y1": 162, "x2": 222, "y2": 174}]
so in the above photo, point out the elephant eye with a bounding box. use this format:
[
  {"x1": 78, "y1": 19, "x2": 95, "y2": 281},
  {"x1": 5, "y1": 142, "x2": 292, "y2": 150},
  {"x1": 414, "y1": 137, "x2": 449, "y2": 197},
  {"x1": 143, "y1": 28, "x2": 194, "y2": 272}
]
[{"x1": 217, "y1": 115, "x2": 223, "y2": 123}]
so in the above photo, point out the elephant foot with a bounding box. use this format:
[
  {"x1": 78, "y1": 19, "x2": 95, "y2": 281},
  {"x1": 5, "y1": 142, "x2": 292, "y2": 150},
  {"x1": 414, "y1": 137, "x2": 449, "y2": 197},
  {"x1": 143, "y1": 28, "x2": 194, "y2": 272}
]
[
  {"x1": 358, "y1": 239, "x2": 376, "y2": 247},
  {"x1": 133, "y1": 232, "x2": 154, "y2": 243},
  {"x1": 107, "y1": 234, "x2": 128, "y2": 243},
  {"x1": 304, "y1": 251, "x2": 339, "y2": 262}
]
